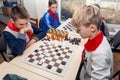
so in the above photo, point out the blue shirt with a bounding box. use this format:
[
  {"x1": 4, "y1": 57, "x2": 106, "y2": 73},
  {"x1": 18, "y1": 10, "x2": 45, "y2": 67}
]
[
  {"x1": 3, "y1": 24, "x2": 46, "y2": 56},
  {"x1": 42, "y1": 11, "x2": 61, "y2": 31}
]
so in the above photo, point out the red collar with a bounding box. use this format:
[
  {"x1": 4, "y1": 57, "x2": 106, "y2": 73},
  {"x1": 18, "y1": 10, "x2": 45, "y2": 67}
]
[
  {"x1": 7, "y1": 20, "x2": 32, "y2": 39},
  {"x1": 7, "y1": 20, "x2": 19, "y2": 32},
  {"x1": 48, "y1": 9, "x2": 58, "y2": 20},
  {"x1": 84, "y1": 31, "x2": 103, "y2": 51}
]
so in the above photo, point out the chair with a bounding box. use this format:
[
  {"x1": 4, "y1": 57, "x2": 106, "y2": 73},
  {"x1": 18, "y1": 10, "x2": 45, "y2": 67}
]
[
  {"x1": 109, "y1": 30, "x2": 120, "y2": 51},
  {"x1": 30, "y1": 18, "x2": 38, "y2": 27},
  {"x1": 0, "y1": 53, "x2": 5, "y2": 63},
  {"x1": 0, "y1": 33, "x2": 10, "y2": 63},
  {"x1": 111, "y1": 70, "x2": 120, "y2": 80},
  {"x1": 0, "y1": 33, "x2": 6, "y2": 52},
  {"x1": 39, "y1": 17, "x2": 43, "y2": 30},
  {"x1": 109, "y1": 30, "x2": 120, "y2": 80}
]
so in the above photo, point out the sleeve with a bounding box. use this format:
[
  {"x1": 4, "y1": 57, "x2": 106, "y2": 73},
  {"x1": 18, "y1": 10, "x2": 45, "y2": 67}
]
[
  {"x1": 56, "y1": 13, "x2": 61, "y2": 27},
  {"x1": 90, "y1": 52, "x2": 112, "y2": 80},
  {"x1": 44, "y1": 14, "x2": 53, "y2": 29},
  {"x1": 31, "y1": 24, "x2": 47, "y2": 41},
  {"x1": 3, "y1": 31, "x2": 26, "y2": 56}
]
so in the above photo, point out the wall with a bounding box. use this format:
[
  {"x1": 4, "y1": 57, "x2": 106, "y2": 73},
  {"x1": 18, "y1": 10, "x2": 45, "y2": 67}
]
[
  {"x1": 57, "y1": 0, "x2": 61, "y2": 20},
  {"x1": 36, "y1": 0, "x2": 60, "y2": 22},
  {"x1": 36, "y1": 0, "x2": 48, "y2": 22},
  {"x1": 23, "y1": 0, "x2": 49, "y2": 25},
  {"x1": 23, "y1": 0, "x2": 37, "y2": 18}
]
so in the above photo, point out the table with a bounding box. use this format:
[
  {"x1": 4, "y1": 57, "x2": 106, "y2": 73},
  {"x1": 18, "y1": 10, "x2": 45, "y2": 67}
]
[
  {"x1": 0, "y1": 62, "x2": 50, "y2": 80},
  {"x1": 10, "y1": 18, "x2": 87, "y2": 80},
  {"x1": 10, "y1": 39, "x2": 86, "y2": 80}
]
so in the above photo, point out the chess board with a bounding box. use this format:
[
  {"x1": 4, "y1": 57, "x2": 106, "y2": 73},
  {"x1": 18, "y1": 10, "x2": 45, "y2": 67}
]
[
  {"x1": 63, "y1": 22, "x2": 76, "y2": 32},
  {"x1": 58, "y1": 18, "x2": 77, "y2": 33},
  {"x1": 22, "y1": 41, "x2": 78, "y2": 76}
]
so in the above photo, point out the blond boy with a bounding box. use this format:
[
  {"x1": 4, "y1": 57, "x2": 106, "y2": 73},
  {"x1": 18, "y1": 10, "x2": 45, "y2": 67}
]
[{"x1": 71, "y1": 5, "x2": 113, "y2": 80}]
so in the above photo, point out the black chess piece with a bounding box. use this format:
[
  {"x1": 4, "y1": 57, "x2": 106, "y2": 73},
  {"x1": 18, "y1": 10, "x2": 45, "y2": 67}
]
[
  {"x1": 56, "y1": 68, "x2": 62, "y2": 73},
  {"x1": 61, "y1": 61, "x2": 66, "y2": 65},
  {"x1": 72, "y1": 39, "x2": 75, "y2": 44},
  {"x1": 63, "y1": 27, "x2": 67, "y2": 30},
  {"x1": 47, "y1": 65, "x2": 52, "y2": 69},
  {"x1": 58, "y1": 45, "x2": 62, "y2": 48},
  {"x1": 55, "y1": 49, "x2": 58, "y2": 52},
  {"x1": 34, "y1": 49, "x2": 39, "y2": 52},
  {"x1": 57, "y1": 53, "x2": 61, "y2": 56},
  {"x1": 64, "y1": 34, "x2": 69, "y2": 41},
  {"x1": 78, "y1": 38, "x2": 81, "y2": 43},
  {"x1": 74, "y1": 38, "x2": 78, "y2": 45}
]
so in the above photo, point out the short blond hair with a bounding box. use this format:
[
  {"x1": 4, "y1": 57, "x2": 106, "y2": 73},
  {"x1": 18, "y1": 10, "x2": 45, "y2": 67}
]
[{"x1": 71, "y1": 4, "x2": 102, "y2": 30}]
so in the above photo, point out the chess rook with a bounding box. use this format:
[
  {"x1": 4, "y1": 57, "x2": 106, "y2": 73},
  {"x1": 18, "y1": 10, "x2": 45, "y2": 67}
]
[{"x1": 47, "y1": 28, "x2": 68, "y2": 41}]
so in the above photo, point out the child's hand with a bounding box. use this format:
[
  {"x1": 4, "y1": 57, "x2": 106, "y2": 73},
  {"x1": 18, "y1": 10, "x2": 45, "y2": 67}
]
[
  {"x1": 19, "y1": 26, "x2": 33, "y2": 34},
  {"x1": 26, "y1": 39, "x2": 36, "y2": 48}
]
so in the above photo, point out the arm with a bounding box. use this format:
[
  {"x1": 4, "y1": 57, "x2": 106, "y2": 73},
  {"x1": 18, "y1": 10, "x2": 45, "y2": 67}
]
[
  {"x1": 55, "y1": 13, "x2": 61, "y2": 28},
  {"x1": 43, "y1": 14, "x2": 53, "y2": 30},
  {"x1": 3, "y1": 31, "x2": 26, "y2": 56},
  {"x1": 26, "y1": 24, "x2": 47, "y2": 48},
  {"x1": 91, "y1": 52, "x2": 112, "y2": 80},
  {"x1": 32, "y1": 24, "x2": 47, "y2": 41}
]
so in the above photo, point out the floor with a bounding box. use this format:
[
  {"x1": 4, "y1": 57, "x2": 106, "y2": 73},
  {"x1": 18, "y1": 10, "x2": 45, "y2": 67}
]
[{"x1": 0, "y1": 22, "x2": 120, "y2": 80}]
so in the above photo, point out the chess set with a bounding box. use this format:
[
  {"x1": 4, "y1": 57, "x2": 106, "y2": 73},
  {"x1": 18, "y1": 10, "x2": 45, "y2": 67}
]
[
  {"x1": 58, "y1": 19, "x2": 77, "y2": 33},
  {"x1": 41, "y1": 29, "x2": 81, "y2": 45},
  {"x1": 64, "y1": 35, "x2": 81, "y2": 45},
  {"x1": 62, "y1": 22, "x2": 76, "y2": 32},
  {"x1": 47, "y1": 28, "x2": 68, "y2": 41},
  {"x1": 22, "y1": 41, "x2": 78, "y2": 76}
]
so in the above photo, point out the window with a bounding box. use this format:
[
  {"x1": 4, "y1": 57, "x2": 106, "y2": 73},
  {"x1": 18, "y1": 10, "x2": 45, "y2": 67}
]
[
  {"x1": 102, "y1": 0, "x2": 115, "y2": 1},
  {"x1": 60, "y1": 0, "x2": 120, "y2": 24},
  {"x1": 0, "y1": 1, "x2": 3, "y2": 13},
  {"x1": 102, "y1": 0, "x2": 120, "y2": 1},
  {"x1": 100, "y1": 1, "x2": 120, "y2": 24},
  {"x1": 60, "y1": 0, "x2": 86, "y2": 21}
]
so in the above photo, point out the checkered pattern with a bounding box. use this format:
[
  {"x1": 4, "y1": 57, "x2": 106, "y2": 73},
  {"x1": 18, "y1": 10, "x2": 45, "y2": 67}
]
[
  {"x1": 22, "y1": 41, "x2": 77, "y2": 76},
  {"x1": 62, "y1": 22, "x2": 76, "y2": 32}
]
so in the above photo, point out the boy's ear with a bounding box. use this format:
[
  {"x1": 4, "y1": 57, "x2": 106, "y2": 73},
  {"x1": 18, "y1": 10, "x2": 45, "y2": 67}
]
[{"x1": 90, "y1": 24, "x2": 97, "y2": 32}]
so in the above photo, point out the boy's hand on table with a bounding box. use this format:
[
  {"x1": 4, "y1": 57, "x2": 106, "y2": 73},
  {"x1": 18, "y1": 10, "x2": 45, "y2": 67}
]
[{"x1": 26, "y1": 39, "x2": 36, "y2": 48}]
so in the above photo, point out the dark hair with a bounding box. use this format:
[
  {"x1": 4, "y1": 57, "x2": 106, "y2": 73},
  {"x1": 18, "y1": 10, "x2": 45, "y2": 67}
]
[
  {"x1": 11, "y1": 5, "x2": 30, "y2": 21},
  {"x1": 48, "y1": 0, "x2": 57, "y2": 7}
]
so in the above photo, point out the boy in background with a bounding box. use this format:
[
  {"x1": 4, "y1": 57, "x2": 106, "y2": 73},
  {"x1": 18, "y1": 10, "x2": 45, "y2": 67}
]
[
  {"x1": 71, "y1": 5, "x2": 113, "y2": 80},
  {"x1": 41, "y1": 0, "x2": 61, "y2": 32},
  {"x1": 3, "y1": 5, "x2": 46, "y2": 60}
]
